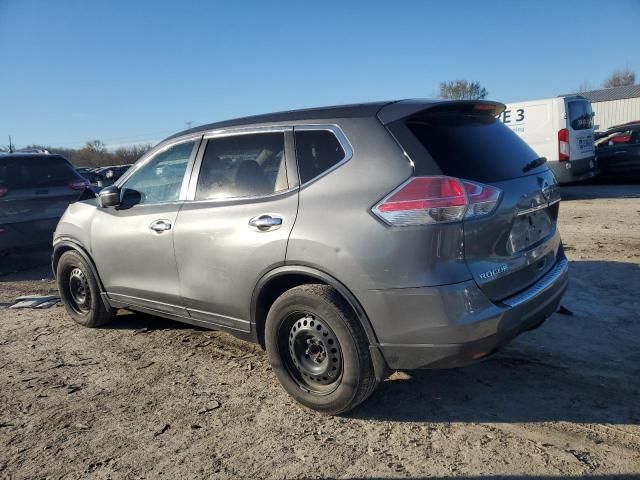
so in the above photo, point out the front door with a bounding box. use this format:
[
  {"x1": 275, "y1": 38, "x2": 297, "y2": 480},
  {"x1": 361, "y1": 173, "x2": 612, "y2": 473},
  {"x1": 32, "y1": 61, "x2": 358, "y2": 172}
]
[
  {"x1": 91, "y1": 137, "x2": 200, "y2": 316},
  {"x1": 173, "y1": 128, "x2": 298, "y2": 331}
]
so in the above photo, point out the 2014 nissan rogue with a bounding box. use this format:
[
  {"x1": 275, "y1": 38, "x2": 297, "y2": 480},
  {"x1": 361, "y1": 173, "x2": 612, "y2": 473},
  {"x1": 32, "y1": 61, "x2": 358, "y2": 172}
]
[{"x1": 53, "y1": 100, "x2": 568, "y2": 414}]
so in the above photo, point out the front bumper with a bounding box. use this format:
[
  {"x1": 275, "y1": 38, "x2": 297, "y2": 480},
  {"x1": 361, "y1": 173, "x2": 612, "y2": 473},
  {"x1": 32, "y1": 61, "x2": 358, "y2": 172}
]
[{"x1": 371, "y1": 257, "x2": 569, "y2": 370}]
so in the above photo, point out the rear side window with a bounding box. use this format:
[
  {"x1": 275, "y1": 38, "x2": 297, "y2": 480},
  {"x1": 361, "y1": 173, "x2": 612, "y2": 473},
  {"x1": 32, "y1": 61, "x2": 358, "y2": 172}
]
[
  {"x1": 402, "y1": 111, "x2": 545, "y2": 183},
  {"x1": 567, "y1": 101, "x2": 593, "y2": 130},
  {"x1": 195, "y1": 132, "x2": 287, "y2": 200},
  {"x1": 0, "y1": 156, "x2": 78, "y2": 189},
  {"x1": 295, "y1": 130, "x2": 346, "y2": 184}
]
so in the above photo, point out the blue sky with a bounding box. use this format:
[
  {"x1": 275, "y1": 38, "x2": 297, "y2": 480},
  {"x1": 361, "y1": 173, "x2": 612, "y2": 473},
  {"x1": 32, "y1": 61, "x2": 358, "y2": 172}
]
[{"x1": 1, "y1": 0, "x2": 638, "y2": 150}]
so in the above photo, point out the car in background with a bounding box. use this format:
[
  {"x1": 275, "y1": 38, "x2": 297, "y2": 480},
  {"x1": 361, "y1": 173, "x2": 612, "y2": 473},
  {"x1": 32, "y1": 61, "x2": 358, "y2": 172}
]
[
  {"x1": 93, "y1": 165, "x2": 132, "y2": 188},
  {"x1": 498, "y1": 95, "x2": 598, "y2": 184},
  {"x1": 595, "y1": 124, "x2": 640, "y2": 176},
  {"x1": 0, "y1": 153, "x2": 89, "y2": 255},
  {"x1": 75, "y1": 164, "x2": 132, "y2": 189},
  {"x1": 76, "y1": 166, "x2": 102, "y2": 184}
]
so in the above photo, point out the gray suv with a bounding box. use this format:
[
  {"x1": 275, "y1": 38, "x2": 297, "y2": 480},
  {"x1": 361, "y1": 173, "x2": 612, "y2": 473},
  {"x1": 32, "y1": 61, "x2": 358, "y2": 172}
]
[{"x1": 53, "y1": 100, "x2": 568, "y2": 414}]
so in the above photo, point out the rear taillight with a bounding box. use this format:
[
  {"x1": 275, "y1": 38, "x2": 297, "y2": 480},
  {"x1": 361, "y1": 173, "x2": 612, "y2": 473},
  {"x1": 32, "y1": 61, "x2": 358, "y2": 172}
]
[
  {"x1": 0, "y1": 187, "x2": 7, "y2": 197},
  {"x1": 558, "y1": 128, "x2": 570, "y2": 161},
  {"x1": 68, "y1": 180, "x2": 88, "y2": 190},
  {"x1": 372, "y1": 176, "x2": 502, "y2": 226}
]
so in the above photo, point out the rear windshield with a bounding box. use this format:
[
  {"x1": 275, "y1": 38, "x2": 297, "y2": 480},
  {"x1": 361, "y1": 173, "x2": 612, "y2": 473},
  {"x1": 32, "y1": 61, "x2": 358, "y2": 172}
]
[
  {"x1": 403, "y1": 111, "x2": 546, "y2": 183},
  {"x1": 0, "y1": 155, "x2": 78, "y2": 189},
  {"x1": 567, "y1": 100, "x2": 593, "y2": 130}
]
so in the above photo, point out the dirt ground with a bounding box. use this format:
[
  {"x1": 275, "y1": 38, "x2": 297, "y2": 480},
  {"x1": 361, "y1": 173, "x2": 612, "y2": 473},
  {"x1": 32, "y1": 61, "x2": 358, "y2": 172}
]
[{"x1": 1, "y1": 183, "x2": 639, "y2": 480}]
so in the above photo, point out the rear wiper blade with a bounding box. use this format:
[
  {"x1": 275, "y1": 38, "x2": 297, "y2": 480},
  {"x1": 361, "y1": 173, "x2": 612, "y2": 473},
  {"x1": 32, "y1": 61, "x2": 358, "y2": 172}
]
[{"x1": 522, "y1": 157, "x2": 547, "y2": 173}]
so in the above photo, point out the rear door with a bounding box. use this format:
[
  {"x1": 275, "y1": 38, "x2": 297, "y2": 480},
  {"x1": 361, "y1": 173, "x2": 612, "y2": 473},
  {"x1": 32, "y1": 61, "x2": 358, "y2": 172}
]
[
  {"x1": 397, "y1": 105, "x2": 563, "y2": 301},
  {"x1": 565, "y1": 98, "x2": 596, "y2": 170},
  {"x1": 173, "y1": 128, "x2": 298, "y2": 331}
]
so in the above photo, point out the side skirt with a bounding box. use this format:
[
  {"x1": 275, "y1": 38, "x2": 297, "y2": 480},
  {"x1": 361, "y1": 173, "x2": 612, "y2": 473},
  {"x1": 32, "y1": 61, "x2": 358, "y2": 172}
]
[{"x1": 106, "y1": 294, "x2": 255, "y2": 343}]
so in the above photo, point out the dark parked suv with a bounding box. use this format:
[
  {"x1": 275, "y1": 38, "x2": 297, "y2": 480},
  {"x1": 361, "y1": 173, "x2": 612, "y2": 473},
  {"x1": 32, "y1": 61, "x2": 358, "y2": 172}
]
[
  {"x1": 53, "y1": 100, "x2": 568, "y2": 414},
  {"x1": 0, "y1": 153, "x2": 88, "y2": 255}
]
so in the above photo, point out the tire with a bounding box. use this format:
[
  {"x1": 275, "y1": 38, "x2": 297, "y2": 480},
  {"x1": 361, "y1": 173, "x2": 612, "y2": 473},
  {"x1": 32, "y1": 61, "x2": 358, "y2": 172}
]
[
  {"x1": 265, "y1": 284, "x2": 378, "y2": 415},
  {"x1": 56, "y1": 250, "x2": 115, "y2": 327}
]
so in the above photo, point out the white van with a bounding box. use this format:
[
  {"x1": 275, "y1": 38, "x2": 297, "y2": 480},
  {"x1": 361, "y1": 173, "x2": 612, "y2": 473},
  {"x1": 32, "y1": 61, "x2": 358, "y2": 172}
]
[{"x1": 498, "y1": 95, "x2": 598, "y2": 184}]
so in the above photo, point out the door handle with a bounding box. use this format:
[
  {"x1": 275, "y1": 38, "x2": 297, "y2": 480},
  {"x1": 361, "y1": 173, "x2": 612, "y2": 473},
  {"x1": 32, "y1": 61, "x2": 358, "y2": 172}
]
[
  {"x1": 614, "y1": 151, "x2": 627, "y2": 154},
  {"x1": 249, "y1": 214, "x2": 283, "y2": 232},
  {"x1": 149, "y1": 219, "x2": 172, "y2": 233}
]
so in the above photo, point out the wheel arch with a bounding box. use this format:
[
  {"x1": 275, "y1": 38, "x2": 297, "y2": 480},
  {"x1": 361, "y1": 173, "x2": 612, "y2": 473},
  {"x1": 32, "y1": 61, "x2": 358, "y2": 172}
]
[
  {"x1": 52, "y1": 239, "x2": 112, "y2": 312},
  {"x1": 251, "y1": 265, "x2": 379, "y2": 348}
]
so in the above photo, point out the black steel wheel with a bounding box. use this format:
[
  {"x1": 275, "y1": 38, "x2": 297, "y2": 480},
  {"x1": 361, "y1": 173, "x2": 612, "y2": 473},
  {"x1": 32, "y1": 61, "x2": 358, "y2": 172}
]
[
  {"x1": 282, "y1": 313, "x2": 343, "y2": 394},
  {"x1": 57, "y1": 250, "x2": 114, "y2": 327},
  {"x1": 67, "y1": 267, "x2": 92, "y2": 314},
  {"x1": 265, "y1": 284, "x2": 378, "y2": 415}
]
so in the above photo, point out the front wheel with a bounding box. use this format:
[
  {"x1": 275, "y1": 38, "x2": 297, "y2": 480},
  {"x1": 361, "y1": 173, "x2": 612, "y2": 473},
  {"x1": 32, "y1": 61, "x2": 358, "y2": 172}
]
[
  {"x1": 265, "y1": 284, "x2": 378, "y2": 415},
  {"x1": 57, "y1": 250, "x2": 114, "y2": 327}
]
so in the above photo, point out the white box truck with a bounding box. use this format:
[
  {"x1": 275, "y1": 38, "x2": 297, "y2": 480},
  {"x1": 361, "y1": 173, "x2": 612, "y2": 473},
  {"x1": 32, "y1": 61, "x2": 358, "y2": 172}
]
[{"x1": 498, "y1": 95, "x2": 598, "y2": 184}]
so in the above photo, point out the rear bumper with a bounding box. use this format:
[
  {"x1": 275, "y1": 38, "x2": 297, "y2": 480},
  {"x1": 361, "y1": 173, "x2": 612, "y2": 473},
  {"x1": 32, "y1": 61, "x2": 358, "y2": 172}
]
[
  {"x1": 548, "y1": 156, "x2": 598, "y2": 184},
  {"x1": 372, "y1": 256, "x2": 569, "y2": 370}
]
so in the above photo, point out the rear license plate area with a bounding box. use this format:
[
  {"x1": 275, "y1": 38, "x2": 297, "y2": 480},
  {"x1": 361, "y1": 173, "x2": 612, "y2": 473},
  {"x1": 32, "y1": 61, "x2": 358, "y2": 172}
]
[{"x1": 508, "y1": 208, "x2": 553, "y2": 254}]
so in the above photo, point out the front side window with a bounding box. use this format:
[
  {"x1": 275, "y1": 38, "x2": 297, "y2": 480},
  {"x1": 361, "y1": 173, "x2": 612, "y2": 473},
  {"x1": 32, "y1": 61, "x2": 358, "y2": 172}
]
[
  {"x1": 568, "y1": 101, "x2": 594, "y2": 130},
  {"x1": 295, "y1": 130, "x2": 346, "y2": 184},
  {"x1": 120, "y1": 140, "x2": 195, "y2": 207},
  {"x1": 195, "y1": 132, "x2": 287, "y2": 200}
]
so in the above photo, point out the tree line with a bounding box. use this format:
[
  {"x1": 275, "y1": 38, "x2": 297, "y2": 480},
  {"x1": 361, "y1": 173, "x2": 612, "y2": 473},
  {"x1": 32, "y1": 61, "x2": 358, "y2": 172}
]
[{"x1": 13, "y1": 140, "x2": 152, "y2": 167}]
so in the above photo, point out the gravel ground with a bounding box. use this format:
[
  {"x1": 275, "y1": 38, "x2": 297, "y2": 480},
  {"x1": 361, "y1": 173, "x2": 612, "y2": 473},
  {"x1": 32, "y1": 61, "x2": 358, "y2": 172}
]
[{"x1": 0, "y1": 183, "x2": 639, "y2": 479}]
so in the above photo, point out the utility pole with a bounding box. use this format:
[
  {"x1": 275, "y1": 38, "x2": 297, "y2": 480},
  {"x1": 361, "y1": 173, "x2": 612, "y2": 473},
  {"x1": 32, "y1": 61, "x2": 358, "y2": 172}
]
[{"x1": 8, "y1": 135, "x2": 14, "y2": 153}]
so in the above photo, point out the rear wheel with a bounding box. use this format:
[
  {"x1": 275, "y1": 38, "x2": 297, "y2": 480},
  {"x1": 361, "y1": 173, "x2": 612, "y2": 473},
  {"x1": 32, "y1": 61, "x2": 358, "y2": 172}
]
[
  {"x1": 57, "y1": 250, "x2": 114, "y2": 327},
  {"x1": 265, "y1": 284, "x2": 378, "y2": 415}
]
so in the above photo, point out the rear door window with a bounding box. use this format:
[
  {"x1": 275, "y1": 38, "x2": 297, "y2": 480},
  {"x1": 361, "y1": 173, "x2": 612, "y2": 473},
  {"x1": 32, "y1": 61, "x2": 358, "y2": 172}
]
[
  {"x1": 295, "y1": 130, "x2": 346, "y2": 183},
  {"x1": 0, "y1": 156, "x2": 78, "y2": 189},
  {"x1": 402, "y1": 111, "x2": 545, "y2": 183},
  {"x1": 195, "y1": 132, "x2": 287, "y2": 200},
  {"x1": 567, "y1": 101, "x2": 593, "y2": 130}
]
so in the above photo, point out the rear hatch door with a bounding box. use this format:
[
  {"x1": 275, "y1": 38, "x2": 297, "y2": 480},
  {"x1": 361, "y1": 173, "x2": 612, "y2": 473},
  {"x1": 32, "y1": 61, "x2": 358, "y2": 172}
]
[{"x1": 390, "y1": 102, "x2": 563, "y2": 302}]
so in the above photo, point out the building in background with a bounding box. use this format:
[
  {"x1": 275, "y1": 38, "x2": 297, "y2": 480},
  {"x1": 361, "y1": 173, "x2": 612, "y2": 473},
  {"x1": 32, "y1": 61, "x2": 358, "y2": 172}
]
[{"x1": 561, "y1": 84, "x2": 640, "y2": 132}]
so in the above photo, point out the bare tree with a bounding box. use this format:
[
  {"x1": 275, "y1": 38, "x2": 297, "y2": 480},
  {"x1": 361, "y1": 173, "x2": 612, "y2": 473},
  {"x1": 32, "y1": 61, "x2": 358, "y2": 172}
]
[
  {"x1": 576, "y1": 81, "x2": 593, "y2": 93},
  {"x1": 113, "y1": 144, "x2": 151, "y2": 164},
  {"x1": 438, "y1": 80, "x2": 488, "y2": 100},
  {"x1": 20, "y1": 142, "x2": 151, "y2": 167},
  {"x1": 602, "y1": 68, "x2": 636, "y2": 88},
  {"x1": 84, "y1": 139, "x2": 107, "y2": 153}
]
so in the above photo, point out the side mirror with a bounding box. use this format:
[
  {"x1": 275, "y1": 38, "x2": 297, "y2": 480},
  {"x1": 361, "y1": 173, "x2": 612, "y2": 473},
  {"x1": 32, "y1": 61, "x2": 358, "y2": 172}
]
[{"x1": 98, "y1": 185, "x2": 120, "y2": 208}]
